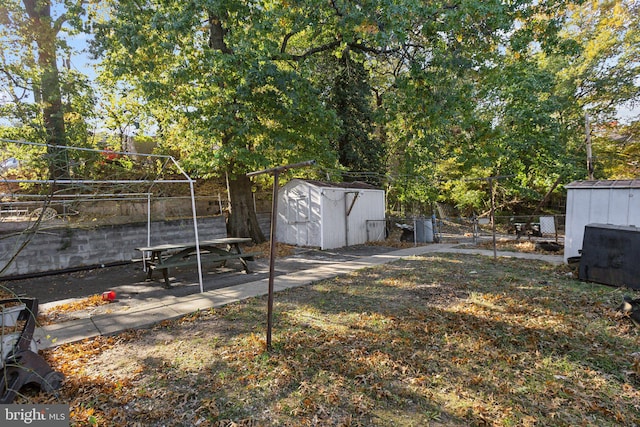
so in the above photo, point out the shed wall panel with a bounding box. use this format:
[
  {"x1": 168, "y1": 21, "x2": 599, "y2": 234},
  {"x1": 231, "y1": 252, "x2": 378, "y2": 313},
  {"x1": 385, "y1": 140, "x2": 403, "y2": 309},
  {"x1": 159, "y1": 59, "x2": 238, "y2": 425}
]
[
  {"x1": 277, "y1": 181, "x2": 322, "y2": 247},
  {"x1": 629, "y1": 189, "x2": 640, "y2": 226},
  {"x1": 346, "y1": 190, "x2": 385, "y2": 246},
  {"x1": 320, "y1": 188, "x2": 347, "y2": 249},
  {"x1": 565, "y1": 186, "x2": 640, "y2": 261},
  {"x1": 608, "y1": 189, "x2": 630, "y2": 225}
]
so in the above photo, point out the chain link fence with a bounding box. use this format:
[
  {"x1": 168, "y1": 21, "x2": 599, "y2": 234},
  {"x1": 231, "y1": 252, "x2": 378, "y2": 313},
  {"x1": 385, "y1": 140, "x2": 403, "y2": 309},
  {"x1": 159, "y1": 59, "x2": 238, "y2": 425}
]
[{"x1": 432, "y1": 214, "x2": 565, "y2": 244}]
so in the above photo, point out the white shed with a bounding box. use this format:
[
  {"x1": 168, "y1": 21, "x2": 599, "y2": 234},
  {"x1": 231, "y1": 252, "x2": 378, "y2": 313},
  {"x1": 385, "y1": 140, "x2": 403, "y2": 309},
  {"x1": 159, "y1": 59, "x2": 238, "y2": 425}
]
[
  {"x1": 564, "y1": 179, "x2": 640, "y2": 262},
  {"x1": 276, "y1": 179, "x2": 386, "y2": 250}
]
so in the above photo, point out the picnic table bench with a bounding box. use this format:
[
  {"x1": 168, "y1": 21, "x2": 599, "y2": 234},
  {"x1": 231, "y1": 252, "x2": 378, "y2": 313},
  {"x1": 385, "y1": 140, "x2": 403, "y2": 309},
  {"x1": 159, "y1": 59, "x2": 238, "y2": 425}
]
[{"x1": 136, "y1": 237, "x2": 257, "y2": 288}]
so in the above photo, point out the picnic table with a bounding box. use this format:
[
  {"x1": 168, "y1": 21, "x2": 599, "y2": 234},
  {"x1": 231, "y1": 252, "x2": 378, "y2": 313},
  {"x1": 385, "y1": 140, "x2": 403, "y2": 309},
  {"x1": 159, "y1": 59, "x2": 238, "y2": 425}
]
[
  {"x1": 136, "y1": 237, "x2": 257, "y2": 288},
  {"x1": 0, "y1": 208, "x2": 28, "y2": 221}
]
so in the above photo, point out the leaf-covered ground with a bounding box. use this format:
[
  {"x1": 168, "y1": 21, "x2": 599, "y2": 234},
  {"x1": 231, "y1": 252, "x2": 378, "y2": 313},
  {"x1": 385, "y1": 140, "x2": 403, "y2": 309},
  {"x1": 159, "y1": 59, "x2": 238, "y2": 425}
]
[{"x1": 17, "y1": 253, "x2": 640, "y2": 426}]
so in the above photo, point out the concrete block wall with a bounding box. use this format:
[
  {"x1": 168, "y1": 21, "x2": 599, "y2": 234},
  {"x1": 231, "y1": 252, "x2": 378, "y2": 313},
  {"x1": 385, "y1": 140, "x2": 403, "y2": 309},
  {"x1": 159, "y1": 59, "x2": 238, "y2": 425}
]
[{"x1": 0, "y1": 216, "x2": 227, "y2": 278}]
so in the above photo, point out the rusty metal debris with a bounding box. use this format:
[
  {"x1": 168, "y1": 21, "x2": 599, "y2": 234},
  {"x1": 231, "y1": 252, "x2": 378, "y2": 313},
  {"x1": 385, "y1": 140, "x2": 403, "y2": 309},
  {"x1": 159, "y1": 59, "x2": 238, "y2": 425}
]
[{"x1": 1, "y1": 298, "x2": 64, "y2": 403}]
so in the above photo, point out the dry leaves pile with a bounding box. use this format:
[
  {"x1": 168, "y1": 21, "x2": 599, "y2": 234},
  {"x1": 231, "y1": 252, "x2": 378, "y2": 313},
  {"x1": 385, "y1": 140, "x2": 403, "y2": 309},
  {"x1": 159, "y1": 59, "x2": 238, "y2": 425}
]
[
  {"x1": 250, "y1": 242, "x2": 297, "y2": 258},
  {"x1": 10, "y1": 253, "x2": 640, "y2": 426},
  {"x1": 37, "y1": 295, "x2": 112, "y2": 325},
  {"x1": 0, "y1": 288, "x2": 16, "y2": 300}
]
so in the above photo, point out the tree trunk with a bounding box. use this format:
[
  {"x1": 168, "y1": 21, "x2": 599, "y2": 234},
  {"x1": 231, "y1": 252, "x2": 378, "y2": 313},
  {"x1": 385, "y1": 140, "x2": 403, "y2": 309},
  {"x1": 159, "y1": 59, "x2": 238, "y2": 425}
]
[
  {"x1": 41, "y1": 58, "x2": 68, "y2": 179},
  {"x1": 207, "y1": 10, "x2": 264, "y2": 243},
  {"x1": 227, "y1": 172, "x2": 266, "y2": 243},
  {"x1": 208, "y1": 12, "x2": 232, "y2": 53},
  {"x1": 24, "y1": 0, "x2": 69, "y2": 179}
]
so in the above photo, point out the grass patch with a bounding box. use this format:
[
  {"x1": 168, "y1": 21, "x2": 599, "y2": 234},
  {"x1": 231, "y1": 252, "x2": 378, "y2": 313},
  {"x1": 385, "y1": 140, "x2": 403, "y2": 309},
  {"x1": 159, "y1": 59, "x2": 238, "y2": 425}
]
[{"x1": 18, "y1": 253, "x2": 640, "y2": 426}]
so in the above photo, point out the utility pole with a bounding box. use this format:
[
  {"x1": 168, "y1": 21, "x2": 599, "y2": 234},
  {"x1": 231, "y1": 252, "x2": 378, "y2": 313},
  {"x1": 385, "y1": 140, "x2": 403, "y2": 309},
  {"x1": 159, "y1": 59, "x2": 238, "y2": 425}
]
[
  {"x1": 247, "y1": 160, "x2": 316, "y2": 351},
  {"x1": 585, "y1": 112, "x2": 594, "y2": 180}
]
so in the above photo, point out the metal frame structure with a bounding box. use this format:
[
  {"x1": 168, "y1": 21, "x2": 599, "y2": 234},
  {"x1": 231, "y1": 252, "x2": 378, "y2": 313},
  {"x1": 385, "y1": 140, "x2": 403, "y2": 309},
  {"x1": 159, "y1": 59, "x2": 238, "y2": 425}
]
[{"x1": 0, "y1": 139, "x2": 207, "y2": 292}]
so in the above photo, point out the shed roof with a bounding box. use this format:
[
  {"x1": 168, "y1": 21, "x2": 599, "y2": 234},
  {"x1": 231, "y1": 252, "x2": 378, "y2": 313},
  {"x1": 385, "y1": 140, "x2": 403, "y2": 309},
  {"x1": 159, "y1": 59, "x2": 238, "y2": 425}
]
[
  {"x1": 566, "y1": 179, "x2": 640, "y2": 189},
  {"x1": 293, "y1": 179, "x2": 382, "y2": 190}
]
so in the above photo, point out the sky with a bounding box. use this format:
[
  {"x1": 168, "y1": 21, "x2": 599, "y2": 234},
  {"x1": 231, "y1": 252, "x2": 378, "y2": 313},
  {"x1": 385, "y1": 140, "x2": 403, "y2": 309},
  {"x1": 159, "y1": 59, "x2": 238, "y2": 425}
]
[{"x1": 616, "y1": 101, "x2": 640, "y2": 124}]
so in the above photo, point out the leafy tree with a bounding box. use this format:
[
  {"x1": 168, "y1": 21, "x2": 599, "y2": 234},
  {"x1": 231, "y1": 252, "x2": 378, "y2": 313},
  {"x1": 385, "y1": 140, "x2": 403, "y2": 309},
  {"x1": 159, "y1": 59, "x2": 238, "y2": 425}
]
[
  {"x1": 593, "y1": 121, "x2": 640, "y2": 178},
  {"x1": 0, "y1": 0, "x2": 94, "y2": 180},
  {"x1": 476, "y1": 0, "x2": 640, "y2": 212},
  {"x1": 329, "y1": 51, "x2": 385, "y2": 185},
  {"x1": 94, "y1": 0, "x2": 419, "y2": 239},
  {"x1": 560, "y1": 0, "x2": 640, "y2": 122},
  {"x1": 86, "y1": 0, "x2": 639, "y2": 224},
  {"x1": 474, "y1": 52, "x2": 583, "y2": 211},
  {"x1": 376, "y1": 0, "x2": 569, "y2": 213},
  {"x1": 379, "y1": 0, "x2": 639, "y2": 215}
]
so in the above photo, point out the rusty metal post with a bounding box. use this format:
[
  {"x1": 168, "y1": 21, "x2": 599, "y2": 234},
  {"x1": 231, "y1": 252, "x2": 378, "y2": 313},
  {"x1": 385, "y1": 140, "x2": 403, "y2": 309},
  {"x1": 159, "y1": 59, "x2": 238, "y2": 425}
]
[
  {"x1": 265, "y1": 170, "x2": 279, "y2": 350},
  {"x1": 489, "y1": 177, "x2": 496, "y2": 260},
  {"x1": 247, "y1": 160, "x2": 315, "y2": 351}
]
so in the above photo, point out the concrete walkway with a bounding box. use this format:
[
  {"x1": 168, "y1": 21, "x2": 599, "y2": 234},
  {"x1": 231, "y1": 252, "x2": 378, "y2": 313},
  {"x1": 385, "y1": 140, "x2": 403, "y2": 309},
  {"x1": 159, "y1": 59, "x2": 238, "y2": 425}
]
[{"x1": 33, "y1": 244, "x2": 563, "y2": 349}]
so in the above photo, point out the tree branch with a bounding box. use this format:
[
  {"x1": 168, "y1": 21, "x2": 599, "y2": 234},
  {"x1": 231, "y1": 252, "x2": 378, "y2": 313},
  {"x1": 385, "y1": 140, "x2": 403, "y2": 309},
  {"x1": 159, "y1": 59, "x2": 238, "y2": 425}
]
[
  {"x1": 280, "y1": 32, "x2": 294, "y2": 54},
  {"x1": 330, "y1": 0, "x2": 344, "y2": 17},
  {"x1": 53, "y1": 13, "x2": 68, "y2": 35},
  {"x1": 53, "y1": 0, "x2": 87, "y2": 33},
  {"x1": 347, "y1": 41, "x2": 400, "y2": 55},
  {"x1": 274, "y1": 38, "x2": 342, "y2": 61},
  {"x1": 208, "y1": 12, "x2": 232, "y2": 53},
  {"x1": 0, "y1": 68, "x2": 32, "y2": 94}
]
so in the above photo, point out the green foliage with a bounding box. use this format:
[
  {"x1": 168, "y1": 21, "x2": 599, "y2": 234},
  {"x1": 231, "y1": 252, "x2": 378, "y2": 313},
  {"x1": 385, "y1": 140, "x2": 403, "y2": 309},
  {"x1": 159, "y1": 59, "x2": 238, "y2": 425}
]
[
  {"x1": 381, "y1": 0, "x2": 639, "y2": 214},
  {"x1": 0, "y1": 0, "x2": 98, "y2": 182},
  {"x1": 593, "y1": 121, "x2": 640, "y2": 179},
  {"x1": 330, "y1": 54, "x2": 385, "y2": 185},
  {"x1": 3, "y1": 0, "x2": 638, "y2": 218},
  {"x1": 560, "y1": 1, "x2": 640, "y2": 120},
  {"x1": 0, "y1": 133, "x2": 49, "y2": 188},
  {"x1": 93, "y1": 0, "x2": 341, "y2": 178}
]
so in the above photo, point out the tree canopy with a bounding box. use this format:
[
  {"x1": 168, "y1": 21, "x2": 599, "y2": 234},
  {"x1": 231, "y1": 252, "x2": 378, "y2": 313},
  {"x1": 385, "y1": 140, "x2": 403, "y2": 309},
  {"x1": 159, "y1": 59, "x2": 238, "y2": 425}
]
[{"x1": 1, "y1": 0, "x2": 638, "y2": 226}]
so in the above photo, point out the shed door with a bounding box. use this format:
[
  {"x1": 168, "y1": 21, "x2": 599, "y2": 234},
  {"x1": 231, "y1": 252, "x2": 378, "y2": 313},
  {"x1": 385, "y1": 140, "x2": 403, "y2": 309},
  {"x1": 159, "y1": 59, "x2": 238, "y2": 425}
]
[{"x1": 287, "y1": 196, "x2": 310, "y2": 246}]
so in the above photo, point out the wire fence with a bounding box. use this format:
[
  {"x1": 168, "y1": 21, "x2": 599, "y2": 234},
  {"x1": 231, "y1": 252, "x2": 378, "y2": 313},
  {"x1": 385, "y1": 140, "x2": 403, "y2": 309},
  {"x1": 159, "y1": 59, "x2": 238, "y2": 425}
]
[
  {"x1": 370, "y1": 214, "x2": 565, "y2": 246},
  {"x1": 435, "y1": 214, "x2": 565, "y2": 244}
]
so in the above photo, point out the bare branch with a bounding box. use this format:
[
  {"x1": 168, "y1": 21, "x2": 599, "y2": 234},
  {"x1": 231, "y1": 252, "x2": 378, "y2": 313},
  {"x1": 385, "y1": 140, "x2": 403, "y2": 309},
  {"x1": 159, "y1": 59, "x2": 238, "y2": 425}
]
[{"x1": 0, "y1": 68, "x2": 32, "y2": 93}]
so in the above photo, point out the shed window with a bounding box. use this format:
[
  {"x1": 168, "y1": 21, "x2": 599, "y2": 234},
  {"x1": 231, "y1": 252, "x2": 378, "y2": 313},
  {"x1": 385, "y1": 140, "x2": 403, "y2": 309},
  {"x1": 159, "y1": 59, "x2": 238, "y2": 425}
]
[{"x1": 288, "y1": 196, "x2": 309, "y2": 223}]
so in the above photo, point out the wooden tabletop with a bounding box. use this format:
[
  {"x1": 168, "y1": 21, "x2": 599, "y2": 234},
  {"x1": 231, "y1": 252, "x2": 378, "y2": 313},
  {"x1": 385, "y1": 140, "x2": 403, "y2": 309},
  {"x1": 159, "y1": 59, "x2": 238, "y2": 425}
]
[{"x1": 136, "y1": 237, "x2": 252, "y2": 253}]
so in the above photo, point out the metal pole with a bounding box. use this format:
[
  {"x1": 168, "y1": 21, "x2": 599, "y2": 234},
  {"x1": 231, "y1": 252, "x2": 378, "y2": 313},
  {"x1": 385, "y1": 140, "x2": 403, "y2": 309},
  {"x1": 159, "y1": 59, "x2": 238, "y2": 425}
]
[
  {"x1": 266, "y1": 171, "x2": 279, "y2": 350},
  {"x1": 143, "y1": 192, "x2": 151, "y2": 272},
  {"x1": 189, "y1": 179, "x2": 204, "y2": 294},
  {"x1": 344, "y1": 194, "x2": 349, "y2": 247},
  {"x1": 489, "y1": 177, "x2": 497, "y2": 260},
  {"x1": 464, "y1": 174, "x2": 514, "y2": 261},
  {"x1": 585, "y1": 112, "x2": 594, "y2": 180},
  {"x1": 247, "y1": 160, "x2": 315, "y2": 351},
  {"x1": 146, "y1": 193, "x2": 151, "y2": 247}
]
